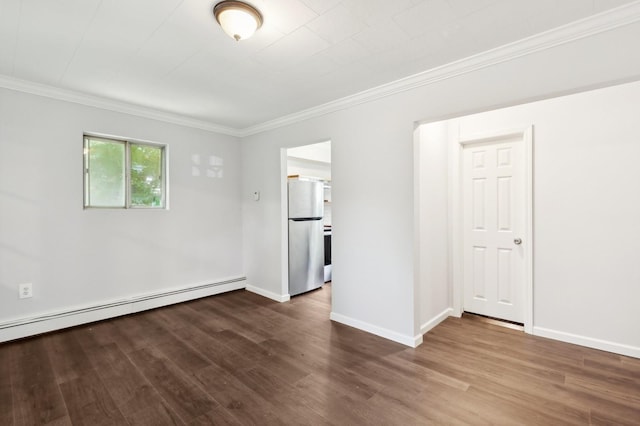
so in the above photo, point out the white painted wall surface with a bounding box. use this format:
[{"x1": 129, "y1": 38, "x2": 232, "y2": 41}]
[
  {"x1": 241, "y1": 21, "x2": 640, "y2": 346},
  {"x1": 243, "y1": 112, "x2": 417, "y2": 344},
  {"x1": 0, "y1": 88, "x2": 243, "y2": 331},
  {"x1": 455, "y1": 81, "x2": 640, "y2": 354},
  {"x1": 287, "y1": 157, "x2": 331, "y2": 181},
  {"x1": 417, "y1": 122, "x2": 452, "y2": 333}
]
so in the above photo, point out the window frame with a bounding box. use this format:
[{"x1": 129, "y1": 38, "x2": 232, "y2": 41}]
[{"x1": 83, "y1": 134, "x2": 168, "y2": 210}]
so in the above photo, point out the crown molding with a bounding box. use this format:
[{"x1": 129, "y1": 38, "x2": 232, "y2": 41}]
[
  {"x1": 239, "y1": 1, "x2": 640, "y2": 137},
  {"x1": 0, "y1": 75, "x2": 242, "y2": 137},
  {"x1": 1, "y1": 2, "x2": 639, "y2": 139}
]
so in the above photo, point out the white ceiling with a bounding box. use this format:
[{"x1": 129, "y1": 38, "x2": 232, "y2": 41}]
[{"x1": 0, "y1": 0, "x2": 635, "y2": 130}]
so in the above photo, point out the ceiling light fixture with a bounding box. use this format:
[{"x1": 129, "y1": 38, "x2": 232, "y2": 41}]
[{"x1": 213, "y1": 1, "x2": 263, "y2": 41}]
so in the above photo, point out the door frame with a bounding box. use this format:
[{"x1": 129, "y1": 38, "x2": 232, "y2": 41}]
[{"x1": 451, "y1": 125, "x2": 534, "y2": 333}]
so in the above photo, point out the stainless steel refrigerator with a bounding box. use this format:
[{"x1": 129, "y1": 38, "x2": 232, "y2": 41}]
[{"x1": 288, "y1": 180, "x2": 324, "y2": 296}]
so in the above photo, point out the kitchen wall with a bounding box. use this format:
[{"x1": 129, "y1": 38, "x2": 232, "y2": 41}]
[
  {"x1": 242, "y1": 20, "x2": 640, "y2": 346},
  {"x1": 0, "y1": 88, "x2": 243, "y2": 340},
  {"x1": 287, "y1": 156, "x2": 331, "y2": 181}
]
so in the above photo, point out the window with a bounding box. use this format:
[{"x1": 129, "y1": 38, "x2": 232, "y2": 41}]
[{"x1": 84, "y1": 135, "x2": 167, "y2": 208}]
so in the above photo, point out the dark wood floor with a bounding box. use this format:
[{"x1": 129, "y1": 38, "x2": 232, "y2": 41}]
[{"x1": 1, "y1": 285, "x2": 639, "y2": 425}]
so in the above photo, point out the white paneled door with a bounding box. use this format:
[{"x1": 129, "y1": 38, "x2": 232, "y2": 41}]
[{"x1": 462, "y1": 135, "x2": 525, "y2": 323}]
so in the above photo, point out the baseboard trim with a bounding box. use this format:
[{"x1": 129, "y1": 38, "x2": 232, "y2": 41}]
[
  {"x1": 245, "y1": 285, "x2": 290, "y2": 303},
  {"x1": 420, "y1": 308, "x2": 454, "y2": 335},
  {"x1": 330, "y1": 312, "x2": 422, "y2": 348},
  {"x1": 0, "y1": 277, "x2": 246, "y2": 343},
  {"x1": 533, "y1": 326, "x2": 640, "y2": 359}
]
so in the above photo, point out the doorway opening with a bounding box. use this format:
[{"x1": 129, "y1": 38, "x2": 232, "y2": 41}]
[
  {"x1": 416, "y1": 121, "x2": 533, "y2": 335},
  {"x1": 281, "y1": 141, "x2": 332, "y2": 300}
]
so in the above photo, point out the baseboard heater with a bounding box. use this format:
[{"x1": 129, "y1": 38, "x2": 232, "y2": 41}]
[{"x1": 0, "y1": 276, "x2": 246, "y2": 342}]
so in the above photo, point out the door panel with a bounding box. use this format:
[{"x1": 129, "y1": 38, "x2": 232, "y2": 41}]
[
  {"x1": 463, "y1": 137, "x2": 524, "y2": 323},
  {"x1": 472, "y1": 178, "x2": 486, "y2": 229},
  {"x1": 472, "y1": 246, "x2": 487, "y2": 299},
  {"x1": 497, "y1": 248, "x2": 512, "y2": 303}
]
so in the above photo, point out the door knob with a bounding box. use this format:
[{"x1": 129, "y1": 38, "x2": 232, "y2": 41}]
[{"x1": 514, "y1": 238, "x2": 522, "y2": 245}]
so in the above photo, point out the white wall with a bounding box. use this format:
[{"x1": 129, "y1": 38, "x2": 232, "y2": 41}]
[
  {"x1": 241, "y1": 20, "x2": 640, "y2": 346},
  {"x1": 416, "y1": 122, "x2": 452, "y2": 334},
  {"x1": 0, "y1": 88, "x2": 243, "y2": 338},
  {"x1": 452, "y1": 81, "x2": 640, "y2": 355},
  {"x1": 287, "y1": 141, "x2": 331, "y2": 164},
  {"x1": 286, "y1": 157, "x2": 331, "y2": 181},
  {"x1": 243, "y1": 110, "x2": 417, "y2": 344}
]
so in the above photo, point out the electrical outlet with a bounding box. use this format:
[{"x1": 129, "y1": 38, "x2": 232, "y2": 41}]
[{"x1": 19, "y1": 283, "x2": 33, "y2": 299}]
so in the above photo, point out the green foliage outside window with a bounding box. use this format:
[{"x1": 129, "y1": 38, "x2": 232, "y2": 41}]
[
  {"x1": 130, "y1": 144, "x2": 163, "y2": 207},
  {"x1": 87, "y1": 139, "x2": 125, "y2": 207},
  {"x1": 84, "y1": 136, "x2": 166, "y2": 209}
]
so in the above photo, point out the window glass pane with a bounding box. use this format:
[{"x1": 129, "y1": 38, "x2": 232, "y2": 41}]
[
  {"x1": 86, "y1": 138, "x2": 125, "y2": 207},
  {"x1": 130, "y1": 144, "x2": 163, "y2": 207}
]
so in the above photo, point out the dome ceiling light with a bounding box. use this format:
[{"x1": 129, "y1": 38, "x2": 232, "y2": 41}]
[{"x1": 213, "y1": 1, "x2": 263, "y2": 41}]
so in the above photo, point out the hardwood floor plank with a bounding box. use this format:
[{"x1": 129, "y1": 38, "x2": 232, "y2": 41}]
[
  {"x1": 128, "y1": 345, "x2": 218, "y2": 423},
  {"x1": 176, "y1": 325, "x2": 254, "y2": 374},
  {"x1": 254, "y1": 349, "x2": 310, "y2": 385},
  {"x1": 565, "y1": 374, "x2": 640, "y2": 406},
  {"x1": 590, "y1": 407, "x2": 640, "y2": 426},
  {"x1": 3, "y1": 284, "x2": 640, "y2": 425},
  {"x1": 403, "y1": 333, "x2": 567, "y2": 391},
  {"x1": 245, "y1": 305, "x2": 297, "y2": 331},
  {"x1": 44, "y1": 331, "x2": 94, "y2": 384},
  {"x1": 296, "y1": 364, "x2": 383, "y2": 402},
  {"x1": 148, "y1": 327, "x2": 212, "y2": 374},
  {"x1": 231, "y1": 367, "x2": 333, "y2": 426},
  {"x1": 72, "y1": 321, "x2": 124, "y2": 359},
  {"x1": 186, "y1": 406, "x2": 243, "y2": 426},
  {"x1": 0, "y1": 343, "x2": 14, "y2": 426},
  {"x1": 290, "y1": 376, "x2": 373, "y2": 425},
  {"x1": 575, "y1": 385, "x2": 640, "y2": 424},
  {"x1": 259, "y1": 337, "x2": 335, "y2": 373},
  {"x1": 263, "y1": 329, "x2": 374, "y2": 372},
  {"x1": 620, "y1": 355, "x2": 640, "y2": 370},
  {"x1": 368, "y1": 381, "x2": 471, "y2": 425},
  {"x1": 466, "y1": 375, "x2": 590, "y2": 424},
  {"x1": 152, "y1": 302, "x2": 212, "y2": 333},
  {"x1": 214, "y1": 329, "x2": 271, "y2": 363},
  {"x1": 194, "y1": 364, "x2": 286, "y2": 425},
  {"x1": 79, "y1": 341, "x2": 184, "y2": 424},
  {"x1": 124, "y1": 401, "x2": 185, "y2": 426},
  {"x1": 351, "y1": 356, "x2": 470, "y2": 394},
  {"x1": 379, "y1": 353, "x2": 471, "y2": 391},
  {"x1": 9, "y1": 339, "x2": 69, "y2": 425},
  {"x1": 111, "y1": 312, "x2": 175, "y2": 354},
  {"x1": 58, "y1": 371, "x2": 127, "y2": 426},
  {"x1": 583, "y1": 356, "x2": 640, "y2": 382},
  {"x1": 192, "y1": 300, "x2": 276, "y2": 344},
  {"x1": 365, "y1": 389, "x2": 452, "y2": 425}
]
